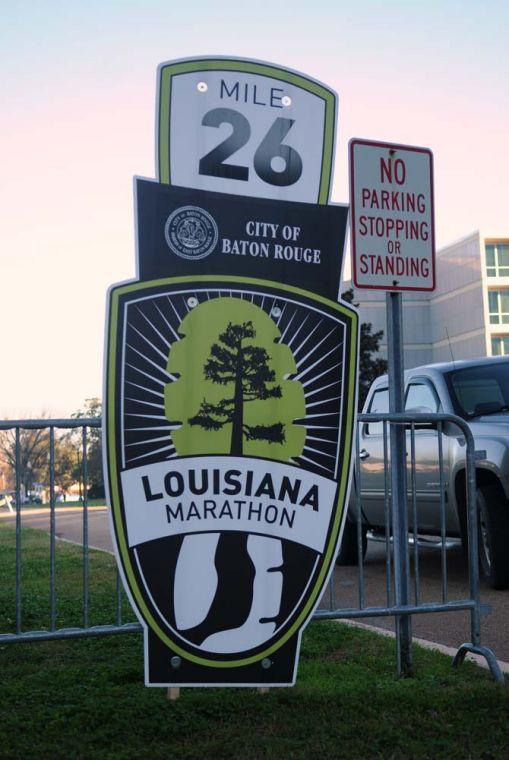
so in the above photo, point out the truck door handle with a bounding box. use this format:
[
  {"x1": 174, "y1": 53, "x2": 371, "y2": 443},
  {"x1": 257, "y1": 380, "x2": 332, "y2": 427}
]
[{"x1": 359, "y1": 449, "x2": 370, "y2": 460}]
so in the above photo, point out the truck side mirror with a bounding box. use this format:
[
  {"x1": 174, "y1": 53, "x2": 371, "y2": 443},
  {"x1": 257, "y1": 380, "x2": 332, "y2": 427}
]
[{"x1": 405, "y1": 406, "x2": 437, "y2": 430}]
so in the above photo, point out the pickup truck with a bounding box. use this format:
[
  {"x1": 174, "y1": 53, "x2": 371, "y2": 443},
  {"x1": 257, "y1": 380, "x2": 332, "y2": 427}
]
[{"x1": 340, "y1": 356, "x2": 509, "y2": 589}]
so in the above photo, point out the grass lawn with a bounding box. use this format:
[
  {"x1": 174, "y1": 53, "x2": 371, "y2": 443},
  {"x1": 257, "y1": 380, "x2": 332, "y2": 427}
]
[
  {"x1": 0, "y1": 523, "x2": 135, "y2": 633},
  {"x1": 0, "y1": 525, "x2": 508, "y2": 759}
]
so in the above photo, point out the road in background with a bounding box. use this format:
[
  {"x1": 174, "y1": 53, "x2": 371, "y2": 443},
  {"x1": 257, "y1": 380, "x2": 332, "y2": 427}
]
[
  {"x1": 0, "y1": 506, "x2": 112, "y2": 553},
  {"x1": 1, "y1": 507, "x2": 507, "y2": 661},
  {"x1": 323, "y1": 541, "x2": 509, "y2": 663}
]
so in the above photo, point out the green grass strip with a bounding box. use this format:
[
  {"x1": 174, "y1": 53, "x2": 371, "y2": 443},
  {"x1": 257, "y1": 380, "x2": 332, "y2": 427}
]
[{"x1": 0, "y1": 524, "x2": 507, "y2": 758}]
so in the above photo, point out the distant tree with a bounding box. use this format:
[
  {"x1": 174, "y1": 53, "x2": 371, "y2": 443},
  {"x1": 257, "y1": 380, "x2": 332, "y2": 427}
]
[
  {"x1": 72, "y1": 398, "x2": 102, "y2": 444},
  {"x1": 53, "y1": 438, "x2": 79, "y2": 497},
  {"x1": 0, "y1": 459, "x2": 13, "y2": 492},
  {"x1": 71, "y1": 398, "x2": 104, "y2": 498},
  {"x1": 342, "y1": 288, "x2": 388, "y2": 410},
  {"x1": 189, "y1": 321, "x2": 284, "y2": 455},
  {"x1": 0, "y1": 414, "x2": 50, "y2": 497}
]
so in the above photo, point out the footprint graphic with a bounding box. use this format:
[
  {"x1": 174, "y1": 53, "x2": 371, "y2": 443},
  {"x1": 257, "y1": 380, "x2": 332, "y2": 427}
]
[
  {"x1": 174, "y1": 533, "x2": 220, "y2": 630},
  {"x1": 173, "y1": 533, "x2": 283, "y2": 653}
]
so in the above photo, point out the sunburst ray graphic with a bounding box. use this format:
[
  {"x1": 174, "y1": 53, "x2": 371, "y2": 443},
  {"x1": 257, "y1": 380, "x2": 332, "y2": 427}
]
[{"x1": 121, "y1": 287, "x2": 345, "y2": 475}]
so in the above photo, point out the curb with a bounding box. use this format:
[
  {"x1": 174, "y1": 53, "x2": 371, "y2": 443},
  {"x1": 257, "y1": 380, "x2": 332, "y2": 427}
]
[
  {"x1": 52, "y1": 534, "x2": 114, "y2": 556},
  {"x1": 339, "y1": 619, "x2": 509, "y2": 675},
  {"x1": 0, "y1": 506, "x2": 108, "y2": 519}
]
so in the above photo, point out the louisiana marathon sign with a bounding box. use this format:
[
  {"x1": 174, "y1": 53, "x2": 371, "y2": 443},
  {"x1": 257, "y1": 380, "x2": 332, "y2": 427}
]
[
  {"x1": 104, "y1": 57, "x2": 358, "y2": 688},
  {"x1": 105, "y1": 276, "x2": 357, "y2": 686}
]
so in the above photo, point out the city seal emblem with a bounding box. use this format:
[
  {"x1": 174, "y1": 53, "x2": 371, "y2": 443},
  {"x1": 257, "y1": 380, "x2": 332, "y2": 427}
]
[{"x1": 164, "y1": 205, "x2": 218, "y2": 261}]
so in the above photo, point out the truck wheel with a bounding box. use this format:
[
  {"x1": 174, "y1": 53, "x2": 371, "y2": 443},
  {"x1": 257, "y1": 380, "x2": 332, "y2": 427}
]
[
  {"x1": 477, "y1": 486, "x2": 509, "y2": 590},
  {"x1": 336, "y1": 518, "x2": 367, "y2": 566}
]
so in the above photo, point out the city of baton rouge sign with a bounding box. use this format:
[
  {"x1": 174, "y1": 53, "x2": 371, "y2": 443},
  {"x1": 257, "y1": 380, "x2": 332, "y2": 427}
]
[
  {"x1": 135, "y1": 180, "x2": 349, "y2": 299},
  {"x1": 103, "y1": 57, "x2": 359, "y2": 688}
]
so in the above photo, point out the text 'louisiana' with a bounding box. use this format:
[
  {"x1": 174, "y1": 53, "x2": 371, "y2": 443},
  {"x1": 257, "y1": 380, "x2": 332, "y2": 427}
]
[{"x1": 142, "y1": 467, "x2": 320, "y2": 511}]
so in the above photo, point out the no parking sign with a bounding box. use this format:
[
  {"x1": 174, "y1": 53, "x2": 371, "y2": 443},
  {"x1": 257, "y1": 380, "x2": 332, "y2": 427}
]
[{"x1": 349, "y1": 138, "x2": 435, "y2": 292}]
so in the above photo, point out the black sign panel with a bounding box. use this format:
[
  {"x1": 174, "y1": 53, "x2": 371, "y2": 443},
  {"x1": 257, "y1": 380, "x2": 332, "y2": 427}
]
[{"x1": 135, "y1": 180, "x2": 348, "y2": 300}]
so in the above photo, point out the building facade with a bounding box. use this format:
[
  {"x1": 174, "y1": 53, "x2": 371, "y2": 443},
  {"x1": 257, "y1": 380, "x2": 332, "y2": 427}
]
[{"x1": 348, "y1": 231, "x2": 509, "y2": 369}]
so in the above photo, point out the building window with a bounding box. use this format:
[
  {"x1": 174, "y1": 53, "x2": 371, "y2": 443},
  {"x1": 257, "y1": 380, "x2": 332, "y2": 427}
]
[
  {"x1": 486, "y1": 243, "x2": 509, "y2": 277},
  {"x1": 488, "y1": 290, "x2": 509, "y2": 324},
  {"x1": 491, "y1": 336, "x2": 509, "y2": 356}
]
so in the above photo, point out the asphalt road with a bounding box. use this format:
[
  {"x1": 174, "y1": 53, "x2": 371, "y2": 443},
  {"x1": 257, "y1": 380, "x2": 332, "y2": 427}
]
[
  {"x1": 0, "y1": 506, "x2": 114, "y2": 553},
  {"x1": 2, "y1": 507, "x2": 508, "y2": 663},
  {"x1": 320, "y1": 540, "x2": 509, "y2": 663}
]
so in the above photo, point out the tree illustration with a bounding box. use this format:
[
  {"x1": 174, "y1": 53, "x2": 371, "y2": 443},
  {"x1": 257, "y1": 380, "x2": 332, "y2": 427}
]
[
  {"x1": 188, "y1": 321, "x2": 284, "y2": 455},
  {"x1": 165, "y1": 297, "x2": 305, "y2": 461}
]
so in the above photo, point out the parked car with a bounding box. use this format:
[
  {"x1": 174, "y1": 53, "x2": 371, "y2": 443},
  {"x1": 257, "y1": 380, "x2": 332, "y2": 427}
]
[{"x1": 340, "y1": 356, "x2": 509, "y2": 589}]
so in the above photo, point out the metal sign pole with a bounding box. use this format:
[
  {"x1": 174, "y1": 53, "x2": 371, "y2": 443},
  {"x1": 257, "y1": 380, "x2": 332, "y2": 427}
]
[
  {"x1": 386, "y1": 291, "x2": 412, "y2": 675},
  {"x1": 350, "y1": 138, "x2": 436, "y2": 676}
]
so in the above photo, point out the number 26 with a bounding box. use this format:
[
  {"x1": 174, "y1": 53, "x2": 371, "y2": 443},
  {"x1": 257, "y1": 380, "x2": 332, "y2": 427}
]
[{"x1": 199, "y1": 108, "x2": 303, "y2": 187}]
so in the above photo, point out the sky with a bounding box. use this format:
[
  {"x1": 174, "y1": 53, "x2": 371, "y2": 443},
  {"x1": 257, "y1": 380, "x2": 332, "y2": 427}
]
[{"x1": 1, "y1": 0, "x2": 508, "y2": 417}]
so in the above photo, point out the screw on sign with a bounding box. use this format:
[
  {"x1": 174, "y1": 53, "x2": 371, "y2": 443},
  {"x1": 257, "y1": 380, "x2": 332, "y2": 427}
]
[{"x1": 349, "y1": 139, "x2": 436, "y2": 292}]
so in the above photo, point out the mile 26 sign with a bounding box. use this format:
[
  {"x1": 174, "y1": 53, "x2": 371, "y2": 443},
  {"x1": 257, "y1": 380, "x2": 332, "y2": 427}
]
[
  {"x1": 156, "y1": 56, "x2": 337, "y2": 203},
  {"x1": 104, "y1": 57, "x2": 358, "y2": 688}
]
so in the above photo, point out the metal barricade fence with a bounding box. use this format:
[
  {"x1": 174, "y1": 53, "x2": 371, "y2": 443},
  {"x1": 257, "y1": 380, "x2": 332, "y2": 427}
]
[
  {"x1": 0, "y1": 415, "x2": 503, "y2": 681},
  {"x1": 315, "y1": 411, "x2": 503, "y2": 682},
  {"x1": 0, "y1": 418, "x2": 140, "y2": 643}
]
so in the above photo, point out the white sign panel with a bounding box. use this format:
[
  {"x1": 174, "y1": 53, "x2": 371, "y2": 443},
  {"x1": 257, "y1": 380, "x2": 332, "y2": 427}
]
[
  {"x1": 349, "y1": 139, "x2": 435, "y2": 291},
  {"x1": 120, "y1": 457, "x2": 336, "y2": 553},
  {"x1": 157, "y1": 58, "x2": 337, "y2": 204}
]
